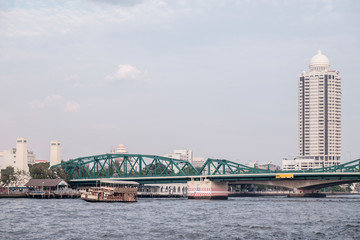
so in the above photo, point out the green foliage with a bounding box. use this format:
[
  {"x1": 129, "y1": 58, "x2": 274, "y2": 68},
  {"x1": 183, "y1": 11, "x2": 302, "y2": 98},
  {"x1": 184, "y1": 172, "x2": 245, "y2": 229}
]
[
  {"x1": 0, "y1": 166, "x2": 29, "y2": 186},
  {"x1": 142, "y1": 162, "x2": 171, "y2": 176},
  {"x1": 29, "y1": 163, "x2": 52, "y2": 179},
  {"x1": 51, "y1": 166, "x2": 70, "y2": 182},
  {"x1": 321, "y1": 185, "x2": 351, "y2": 192},
  {"x1": 181, "y1": 166, "x2": 201, "y2": 175},
  {"x1": 29, "y1": 163, "x2": 70, "y2": 180},
  {"x1": 1, "y1": 166, "x2": 15, "y2": 185}
]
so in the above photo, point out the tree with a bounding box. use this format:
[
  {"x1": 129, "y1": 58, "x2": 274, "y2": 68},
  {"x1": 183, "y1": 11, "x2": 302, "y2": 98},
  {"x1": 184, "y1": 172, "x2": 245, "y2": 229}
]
[
  {"x1": 142, "y1": 162, "x2": 171, "y2": 176},
  {"x1": 29, "y1": 163, "x2": 51, "y2": 179},
  {"x1": 28, "y1": 163, "x2": 69, "y2": 180},
  {"x1": 1, "y1": 166, "x2": 30, "y2": 186},
  {"x1": 51, "y1": 166, "x2": 70, "y2": 182},
  {"x1": 180, "y1": 166, "x2": 201, "y2": 175},
  {"x1": 1, "y1": 166, "x2": 15, "y2": 185}
]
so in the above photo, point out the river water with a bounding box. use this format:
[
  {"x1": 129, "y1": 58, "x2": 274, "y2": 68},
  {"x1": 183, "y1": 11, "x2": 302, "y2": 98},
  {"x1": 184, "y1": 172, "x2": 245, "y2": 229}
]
[{"x1": 1, "y1": 195, "x2": 359, "y2": 240}]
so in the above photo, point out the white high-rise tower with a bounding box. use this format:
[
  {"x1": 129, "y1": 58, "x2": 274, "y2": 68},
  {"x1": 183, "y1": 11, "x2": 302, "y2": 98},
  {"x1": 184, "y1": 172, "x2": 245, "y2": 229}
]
[
  {"x1": 15, "y1": 137, "x2": 29, "y2": 172},
  {"x1": 298, "y1": 50, "x2": 341, "y2": 169},
  {"x1": 50, "y1": 140, "x2": 61, "y2": 167},
  {"x1": 283, "y1": 51, "x2": 342, "y2": 171}
]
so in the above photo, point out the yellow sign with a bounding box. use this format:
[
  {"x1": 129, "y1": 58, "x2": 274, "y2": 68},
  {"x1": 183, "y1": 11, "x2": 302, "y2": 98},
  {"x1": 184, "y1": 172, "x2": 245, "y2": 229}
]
[{"x1": 275, "y1": 174, "x2": 294, "y2": 179}]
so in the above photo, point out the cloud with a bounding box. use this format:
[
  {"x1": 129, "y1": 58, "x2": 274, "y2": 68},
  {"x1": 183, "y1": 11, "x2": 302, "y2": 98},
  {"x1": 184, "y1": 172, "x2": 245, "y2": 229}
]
[
  {"x1": 65, "y1": 102, "x2": 80, "y2": 112},
  {"x1": 0, "y1": 0, "x2": 209, "y2": 38},
  {"x1": 87, "y1": 0, "x2": 144, "y2": 6},
  {"x1": 0, "y1": 4, "x2": 135, "y2": 37},
  {"x1": 29, "y1": 100, "x2": 45, "y2": 109},
  {"x1": 105, "y1": 64, "x2": 148, "y2": 82},
  {"x1": 29, "y1": 94, "x2": 63, "y2": 109},
  {"x1": 29, "y1": 95, "x2": 79, "y2": 113},
  {"x1": 45, "y1": 94, "x2": 63, "y2": 102}
]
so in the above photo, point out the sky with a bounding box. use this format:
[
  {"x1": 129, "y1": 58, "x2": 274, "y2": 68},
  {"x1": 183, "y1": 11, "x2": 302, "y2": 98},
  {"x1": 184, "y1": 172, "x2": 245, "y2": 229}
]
[{"x1": 0, "y1": 0, "x2": 359, "y2": 165}]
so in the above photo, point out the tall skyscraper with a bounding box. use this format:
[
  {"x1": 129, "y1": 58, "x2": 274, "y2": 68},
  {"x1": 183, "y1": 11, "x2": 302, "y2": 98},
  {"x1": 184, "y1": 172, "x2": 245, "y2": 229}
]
[
  {"x1": 15, "y1": 137, "x2": 29, "y2": 172},
  {"x1": 283, "y1": 51, "x2": 341, "y2": 170},
  {"x1": 50, "y1": 140, "x2": 62, "y2": 167}
]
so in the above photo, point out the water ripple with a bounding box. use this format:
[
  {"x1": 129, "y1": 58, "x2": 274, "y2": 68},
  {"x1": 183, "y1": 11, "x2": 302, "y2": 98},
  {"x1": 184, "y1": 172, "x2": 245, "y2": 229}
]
[{"x1": 0, "y1": 195, "x2": 360, "y2": 239}]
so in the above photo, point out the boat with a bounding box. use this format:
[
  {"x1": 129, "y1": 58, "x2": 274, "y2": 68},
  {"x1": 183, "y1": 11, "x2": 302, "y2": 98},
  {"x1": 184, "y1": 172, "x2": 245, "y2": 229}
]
[{"x1": 81, "y1": 180, "x2": 139, "y2": 202}]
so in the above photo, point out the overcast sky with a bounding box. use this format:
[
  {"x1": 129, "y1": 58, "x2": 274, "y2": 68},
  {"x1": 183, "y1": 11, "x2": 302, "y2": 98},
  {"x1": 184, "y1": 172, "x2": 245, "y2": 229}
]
[{"x1": 1, "y1": 0, "x2": 359, "y2": 165}]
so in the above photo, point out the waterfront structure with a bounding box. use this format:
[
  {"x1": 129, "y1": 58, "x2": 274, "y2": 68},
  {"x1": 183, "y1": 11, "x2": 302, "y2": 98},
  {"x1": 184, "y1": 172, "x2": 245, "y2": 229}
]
[
  {"x1": 283, "y1": 50, "x2": 341, "y2": 171},
  {"x1": 50, "y1": 140, "x2": 62, "y2": 167},
  {"x1": 187, "y1": 179, "x2": 228, "y2": 200},
  {"x1": 0, "y1": 138, "x2": 33, "y2": 172},
  {"x1": 139, "y1": 183, "x2": 187, "y2": 198},
  {"x1": 25, "y1": 179, "x2": 69, "y2": 191}
]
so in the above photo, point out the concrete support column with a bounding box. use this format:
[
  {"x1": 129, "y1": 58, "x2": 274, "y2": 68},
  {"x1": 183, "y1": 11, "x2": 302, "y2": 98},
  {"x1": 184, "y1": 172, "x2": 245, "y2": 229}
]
[{"x1": 187, "y1": 178, "x2": 228, "y2": 200}]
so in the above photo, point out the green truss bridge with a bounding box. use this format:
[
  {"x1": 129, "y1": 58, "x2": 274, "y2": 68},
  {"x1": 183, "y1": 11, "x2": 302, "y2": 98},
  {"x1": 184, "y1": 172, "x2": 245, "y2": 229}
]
[{"x1": 51, "y1": 154, "x2": 360, "y2": 191}]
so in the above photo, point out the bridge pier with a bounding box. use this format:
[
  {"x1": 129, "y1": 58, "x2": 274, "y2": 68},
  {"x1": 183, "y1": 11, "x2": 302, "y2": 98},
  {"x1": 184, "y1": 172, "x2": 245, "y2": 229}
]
[
  {"x1": 187, "y1": 178, "x2": 228, "y2": 200},
  {"x1": 287, "y1": 189, "x2": 326, "y2": 198}
]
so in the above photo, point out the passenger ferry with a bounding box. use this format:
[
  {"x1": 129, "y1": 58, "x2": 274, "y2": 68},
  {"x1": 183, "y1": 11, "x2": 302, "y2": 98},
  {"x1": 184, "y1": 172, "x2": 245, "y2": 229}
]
[{"x1": 81, "y1": 180, "x2": 139, "y2": 202}]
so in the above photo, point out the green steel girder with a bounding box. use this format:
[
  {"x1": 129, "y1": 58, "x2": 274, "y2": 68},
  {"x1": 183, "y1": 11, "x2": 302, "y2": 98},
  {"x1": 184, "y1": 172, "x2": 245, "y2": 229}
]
[
  {"x1": 51, "y1": 154, "x2": 360, "y2": 180},
  {"x1": 284, "y1": 158, "x2": 360, "y2": 173},
  {"x1": 199, "y1": 158, "x2": 270, "y2": 175},
  {"x1": 51, "y1": 154, "x2": 202, "y2": 180}
]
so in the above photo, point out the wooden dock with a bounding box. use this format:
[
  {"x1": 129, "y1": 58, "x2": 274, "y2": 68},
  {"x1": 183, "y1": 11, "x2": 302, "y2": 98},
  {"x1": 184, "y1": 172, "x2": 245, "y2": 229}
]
[
  {"x1": 27, "y1": 190, "x2": 81, "y2": 199},
  {"x1": 0, "y1": 190, "x2": 80, "y2": 199}
]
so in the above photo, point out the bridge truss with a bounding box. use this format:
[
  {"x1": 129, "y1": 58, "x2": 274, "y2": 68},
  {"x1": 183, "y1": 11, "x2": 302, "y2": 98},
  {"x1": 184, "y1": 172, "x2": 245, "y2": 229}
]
[{"x1": 51, "y1": 154, "x2": 360, "y2": 180}]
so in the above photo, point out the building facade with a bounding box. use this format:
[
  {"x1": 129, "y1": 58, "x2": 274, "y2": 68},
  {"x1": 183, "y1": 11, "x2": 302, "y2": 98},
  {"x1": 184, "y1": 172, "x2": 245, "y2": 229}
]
[
  {"x1": 0, "y1": 138, "x2": 32, "y2": 172},
  {"x1": 110, "y1": 144, "x2": 138, "y2": 172},
  {"x1": 164, "y1": 149, "x2": 193, "y2": 162},
  {"x1": 283, "y1": 51, "x2": 341, "y2": 171},
  {"x1": 50, "y1": 140, "x2": 62, "y2": 167}
]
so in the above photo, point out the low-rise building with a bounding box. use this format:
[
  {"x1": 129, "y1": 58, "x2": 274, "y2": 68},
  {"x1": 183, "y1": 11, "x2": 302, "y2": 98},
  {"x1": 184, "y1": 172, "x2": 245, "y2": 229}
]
[
  {"x1": 282, "y1": 157, "x2": 334, "y2": 171},
  {"x1": 25, "y1": 179, "x2": 68, "y2": 191}
]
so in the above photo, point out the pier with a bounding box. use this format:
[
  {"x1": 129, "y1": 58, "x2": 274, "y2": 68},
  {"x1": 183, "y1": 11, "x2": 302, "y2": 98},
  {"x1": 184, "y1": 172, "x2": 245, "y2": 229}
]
[{"x1": 26, "y1": 190, "x2": 80, "y2": 199}]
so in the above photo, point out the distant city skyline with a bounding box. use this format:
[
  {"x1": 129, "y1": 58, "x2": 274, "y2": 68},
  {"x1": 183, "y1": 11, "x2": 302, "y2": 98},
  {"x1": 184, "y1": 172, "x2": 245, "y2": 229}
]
[{"x1": 1, "y1": 1, "x2": 359, "y2": 165}]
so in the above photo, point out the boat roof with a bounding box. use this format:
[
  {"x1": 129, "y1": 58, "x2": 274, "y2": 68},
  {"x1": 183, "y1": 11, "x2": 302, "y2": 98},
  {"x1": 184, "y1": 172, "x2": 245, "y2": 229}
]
[{"x1": 101, "y1": 180, "x2": 139, "y2": 185}]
